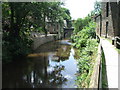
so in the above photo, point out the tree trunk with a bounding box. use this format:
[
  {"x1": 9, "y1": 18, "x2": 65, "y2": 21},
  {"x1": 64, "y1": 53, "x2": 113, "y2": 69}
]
[
  {"x1": 9, "y1": 3, "x2": 21, "y2": 38},
  {"x1": 43, "y1": 13, "x2": 47, "y2": 36},
  {"x1": 9, "y1": 3, "x2": 14, "y2": 35}
]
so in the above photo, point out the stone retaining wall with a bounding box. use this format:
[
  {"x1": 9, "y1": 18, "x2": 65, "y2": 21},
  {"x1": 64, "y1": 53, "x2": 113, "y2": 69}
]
[
  {"x1": 32, "y1": 34, "x2": 59, "y2": 50},
  {"x1": 89, "y1": 44, "x2": 102, "y2": 88}
]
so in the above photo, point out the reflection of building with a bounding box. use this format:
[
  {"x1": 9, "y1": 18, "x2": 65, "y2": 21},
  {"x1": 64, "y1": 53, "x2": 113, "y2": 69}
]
[
  {"x1": 55, "y1": 45, "x2": 71, "y2": 61},
  {"x1": 94, "y1": 1, "x2": 120, "y2": 48}
]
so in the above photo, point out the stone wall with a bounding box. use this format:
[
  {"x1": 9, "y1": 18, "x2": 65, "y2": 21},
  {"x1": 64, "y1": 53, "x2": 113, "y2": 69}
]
[
  {"x1": 118, "y1": 1, "x2": 120, "y2": 36},
  {"x1": 110, "y1": 2, "x2": 119, "y2": 37},
  {"x1": 95, "y1": 14, "x2": 102, "y2": 37},
  {"x1": 101, "y1": 2, "x2": 114, "y2": 39},
  {"x1": 32, "y1": 34, "x2": 59, "y2": 50},
  {"x1": 95, "y1": 1, "x2": 120, "y2": 39},
  {"x1": 89, "y1": 44, "x2": 101, "y2": 88}
]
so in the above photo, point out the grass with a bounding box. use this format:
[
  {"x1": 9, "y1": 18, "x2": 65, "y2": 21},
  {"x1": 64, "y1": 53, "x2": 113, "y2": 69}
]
[
  {"x1": 106, "y1": 38, "x2": 112, "y2": 44},
  {"x1": 115, "y1": 48, "x2": 120, "y2": 54},
  {"x1": 101, "y1": 36, "x2": 112, "y2": 44},
  {"x1": 101, "y1": 49, "x2": 108, "y2": 88},
  {"x1": 101, "y1": 37, "x2": 120, "y2": 54}
]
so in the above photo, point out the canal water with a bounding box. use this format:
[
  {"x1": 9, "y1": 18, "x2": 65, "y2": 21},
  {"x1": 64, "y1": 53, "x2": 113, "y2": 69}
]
[{"x1": 3, "y1": 39, "x2": 79, "y2": 88}]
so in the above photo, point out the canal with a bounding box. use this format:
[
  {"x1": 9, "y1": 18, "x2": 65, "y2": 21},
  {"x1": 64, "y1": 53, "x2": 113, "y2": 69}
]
[{"x1": 3, "y1": 39, "x2": 79, "y2": 88}]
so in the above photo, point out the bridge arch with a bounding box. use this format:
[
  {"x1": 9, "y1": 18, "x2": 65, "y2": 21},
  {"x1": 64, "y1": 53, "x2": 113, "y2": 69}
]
[{"x1": 63, "y1": 27, "x2": 74, "y2": 38}]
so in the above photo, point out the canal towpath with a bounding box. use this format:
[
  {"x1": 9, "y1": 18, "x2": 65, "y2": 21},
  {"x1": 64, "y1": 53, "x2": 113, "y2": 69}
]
[{"x1": 100, "y1": 38, "x2": 119, "y2": 88}]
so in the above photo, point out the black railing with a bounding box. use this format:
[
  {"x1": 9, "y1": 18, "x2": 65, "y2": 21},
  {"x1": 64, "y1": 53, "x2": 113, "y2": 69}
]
[{"x1": 115, "y1": 36, "x2": 120, "y2": 49}]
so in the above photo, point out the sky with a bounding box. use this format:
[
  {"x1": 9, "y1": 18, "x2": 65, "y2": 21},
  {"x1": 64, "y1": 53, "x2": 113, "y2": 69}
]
[{"x1": 62, "y1": 0, "x2": 101, "y2": 20}]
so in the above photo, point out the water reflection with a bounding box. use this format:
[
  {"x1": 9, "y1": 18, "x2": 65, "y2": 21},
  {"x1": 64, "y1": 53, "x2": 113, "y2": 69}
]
[{"x1": 3, "y1": 39, "x2": 78, "y2": 88}]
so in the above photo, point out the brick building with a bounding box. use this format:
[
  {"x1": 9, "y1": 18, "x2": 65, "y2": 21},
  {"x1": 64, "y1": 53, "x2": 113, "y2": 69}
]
[{"x1": 94, "y1": 1, "x2": 120, "y2": 48}]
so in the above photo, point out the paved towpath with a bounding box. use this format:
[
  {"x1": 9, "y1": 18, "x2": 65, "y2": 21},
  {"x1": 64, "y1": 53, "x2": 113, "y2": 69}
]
[{"x1": 100, "y1": 38, "x2": 118, "y2": 88}]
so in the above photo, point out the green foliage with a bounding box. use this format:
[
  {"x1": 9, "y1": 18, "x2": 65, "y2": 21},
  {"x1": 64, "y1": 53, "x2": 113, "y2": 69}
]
[
  {"x1": 94, "y1": 1, "x2": 101, "y2": 15},
  {"x1": 71, "y1": 21, "x2": 96, "y2": 49},
  {"x1": 73, "y1": 16, "x2": 91, "y2": 34},
  {"x1": 71, "y1": 21, "x2": 98, "y2": 87},
  {"x1": 2, "y1": 30, "x2": 33, "y2": 63},
  {"x1": 75, "y1": 39, "x2": 98, "y2": 87},
  {"x1": 89, "y1": 1, "x2": 101, "y2": 17},
  {"x1": 2, "y1": 2, "x2": 71, "y2": 35},
  {"x1": 2, "y1": 2, "x2": 71, "y2": 63}
]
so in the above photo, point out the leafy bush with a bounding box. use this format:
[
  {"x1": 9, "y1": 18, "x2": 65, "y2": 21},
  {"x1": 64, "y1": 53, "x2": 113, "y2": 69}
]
[
  {"x1": 75, "y1": 39, "x2": 98, "y2": 87},
  {"x1": 2, "y1": 30, "x2": 33, "y2": 63},
  {"x1": 73, "y1": 16, "x2": 91, "y2": 34},
  {"x1": 71, "y1": 21, "x2": 98, "y2": 87},
  {"x1": 71, "y1": 21, "x2": 96, "y2": 49}
]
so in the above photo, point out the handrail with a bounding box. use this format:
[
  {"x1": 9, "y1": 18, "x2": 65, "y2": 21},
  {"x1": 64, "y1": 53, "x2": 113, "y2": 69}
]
[
  {"x1": 115, "y1": 36, "x2": 120, "y2": 40},
  {"x1": 115, "y1": 36, "x2": 120, "y2": 47}
]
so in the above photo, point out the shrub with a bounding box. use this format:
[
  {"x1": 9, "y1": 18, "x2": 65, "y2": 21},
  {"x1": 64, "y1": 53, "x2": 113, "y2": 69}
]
[
  {"x1": 71, "y1": 21, "x2": 98, "y2": 87},
  {"x1": 73, "y1": 16, "x2": 91, "y2": 34},
  {"x1": 71, "y1": 21, "x2": 96, "y2": 49},
  {"x1": 2, "y1": 30, "x2": 33, "y2": 63}
]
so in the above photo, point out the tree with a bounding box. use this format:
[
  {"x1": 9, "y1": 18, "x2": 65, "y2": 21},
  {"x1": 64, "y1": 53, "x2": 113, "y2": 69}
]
[
  {"x1": 73, "y1": 16, "x2": 91, "y2": 34},
  {"x1": 90, "y1": 1, "x2": 101, "y2": 17},
  {"x1": 8, "y1": 3, "x2": 33, "y2": 37},
  {"x1": 94, "y1": 1, "x2": 101, "y2": 14},
  {"x1": 2, "y1": 2, "x2": 72, "y2": 62},
  {"x1": 60, "y1": 8, "x2": 72, "y2": 28}
]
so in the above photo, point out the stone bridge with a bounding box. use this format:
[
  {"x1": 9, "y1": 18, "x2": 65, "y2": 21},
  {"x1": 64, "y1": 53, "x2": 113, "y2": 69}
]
[{"x1": 63, "y1": 27, "x2": 74, "y2": 38}]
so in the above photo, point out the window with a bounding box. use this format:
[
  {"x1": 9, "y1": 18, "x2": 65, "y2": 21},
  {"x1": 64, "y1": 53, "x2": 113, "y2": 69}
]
[{"x1": 106, "y1": 2, "x2": 109, "y2": 17}]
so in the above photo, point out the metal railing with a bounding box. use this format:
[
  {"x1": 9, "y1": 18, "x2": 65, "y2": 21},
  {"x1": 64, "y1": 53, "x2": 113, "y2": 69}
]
[{"x1": 115, "y1": 36, "x2": 120, "y2": 49}]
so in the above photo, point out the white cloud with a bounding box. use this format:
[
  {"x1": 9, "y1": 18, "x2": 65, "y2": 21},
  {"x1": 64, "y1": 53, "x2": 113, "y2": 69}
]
[
  {"x1": 63, "y1": 0, "x2": 99, "y2": 20},
  {"x1": 64, "y1": 74, "x2": 73, "y2": 79}
]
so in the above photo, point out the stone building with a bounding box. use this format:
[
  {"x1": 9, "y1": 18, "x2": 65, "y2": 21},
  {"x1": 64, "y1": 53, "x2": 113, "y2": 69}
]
[
  {"x1": 46, "y1": 22, "x2": 60, "y2": 34},
  {"x1": 46, "y1": 20, "x2": 67, "y2": 39},
  {"x1": 94, "y1": 1, "x2": 120, "y2": 48},
  {"x1": 46, "y1": 18, "x2": 67, "y2": 34}
]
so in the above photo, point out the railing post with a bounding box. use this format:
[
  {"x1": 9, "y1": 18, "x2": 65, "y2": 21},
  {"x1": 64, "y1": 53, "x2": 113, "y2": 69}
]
[
  {"x1": 115, "y1": 36, "x2": 120, "y2": 49},
  {"x1": 112, "y1": 37, "x2": 115, "y2": 45},
  {"x1": 114, "y1": 37, "x2": 117, "y2": 47}
]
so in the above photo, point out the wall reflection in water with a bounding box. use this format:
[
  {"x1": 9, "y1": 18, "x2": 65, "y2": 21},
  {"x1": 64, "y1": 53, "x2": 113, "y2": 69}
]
[{"x1": 3, "y1": 40, "x2": 78, "y2": 88}]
